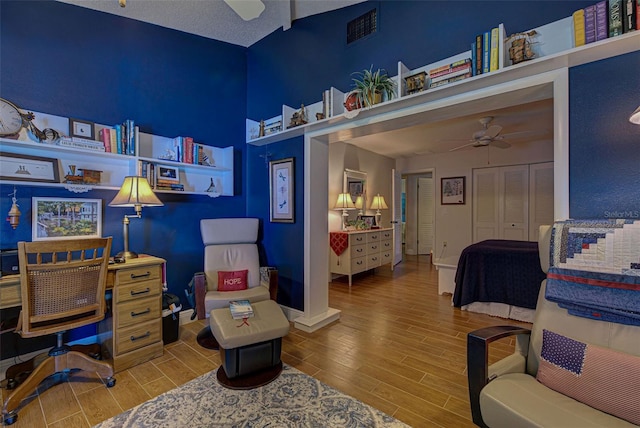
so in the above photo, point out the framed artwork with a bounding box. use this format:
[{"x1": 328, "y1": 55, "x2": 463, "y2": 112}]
[
  {"x1": 69, "y1": 118, "x2": 95, "y2": 140},
  {"x1": 156, "y1": 164, "x2": 180, "y2": 183},
  {"x1": 269, "y1": 157, "x2": 295, "y2": 223},
  {"x1": 32, "y1": 197, "x2": 102, "y2": 241},
  {"x1": 0, "y1": 152, "x2": 59, "y2": 183},
  {"x1": 441, "y1": 176, "x2": 465, "y2": 205},
  {"x1": 358, "y1": 215, "x2": 376, "y2": 228}
]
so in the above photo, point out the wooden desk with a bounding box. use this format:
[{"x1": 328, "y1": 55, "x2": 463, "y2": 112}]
[{"x1": 0, "y1": 256, "x2": 166, "y2": 373}]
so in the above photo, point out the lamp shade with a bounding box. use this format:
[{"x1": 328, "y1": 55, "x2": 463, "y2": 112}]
[
  {"x1": 354, "y1": 195, "x2": 364, "y2": 210},
  {"x1": 334, "y1": 193, "x2": 356, "y2": 210},
  {"x1": 109, "y1": 176, "x2": 163, "y2": 208},
  {"x1": 630, "y1": 105, "x2": 640, "y2": 125},
  {"x1": 370, "y1": 194, "x2": 388, "y2": 211}
]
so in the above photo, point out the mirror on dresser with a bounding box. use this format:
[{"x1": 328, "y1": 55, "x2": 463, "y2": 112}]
[{"x1": 343, "y1": 169, "x2": 367, "y2": 223}]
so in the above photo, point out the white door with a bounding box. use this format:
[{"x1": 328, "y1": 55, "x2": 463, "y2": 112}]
[
  {"x1": 417, "y1": 176, "x2": 434, "y2": 255},
  {"x1": 392, "y1": 168, "x2": 403, "y2": 269},
  {"x1": 473, "y1": 164, "x2": 529, "y2": 241}
]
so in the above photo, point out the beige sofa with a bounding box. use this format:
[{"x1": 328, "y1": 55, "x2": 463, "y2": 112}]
[{"x1": 467, "y1": 225, "x2": 640, "y2": 427}]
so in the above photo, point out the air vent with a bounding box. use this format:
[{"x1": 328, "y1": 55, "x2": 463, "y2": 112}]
[{"x1": 347, "y1": 9, "x2": 377, "y2": 44}]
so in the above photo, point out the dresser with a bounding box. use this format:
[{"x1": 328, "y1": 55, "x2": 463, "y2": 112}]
[
  {"x1": 98, "y1": 256, "x2": 165, "y2": 372},
  {"x1": 329, "y1": 228, "x2": 393, "y2": 286}
]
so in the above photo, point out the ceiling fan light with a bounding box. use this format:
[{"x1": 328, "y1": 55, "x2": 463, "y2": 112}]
[{"x1": 224, "y1": 0, "x2": 265, "y2": 21}]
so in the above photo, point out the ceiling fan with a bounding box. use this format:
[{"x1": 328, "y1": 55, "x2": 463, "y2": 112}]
[{"x1": 449, "y1": 116, "x2": 512, "y2": 152}]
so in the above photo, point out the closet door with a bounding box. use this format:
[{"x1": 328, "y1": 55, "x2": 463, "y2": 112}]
[
  {"x1": 473, "y1": 165, "x2": 529, "y2": 242},
  {"x1": 417, "y1": 176, "x2": 434, "y2": 255}
]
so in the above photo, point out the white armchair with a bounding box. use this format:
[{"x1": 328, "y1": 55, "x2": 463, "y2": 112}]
[{"x1": 192, "y1": 218, "x2": 277, "y2": 321}]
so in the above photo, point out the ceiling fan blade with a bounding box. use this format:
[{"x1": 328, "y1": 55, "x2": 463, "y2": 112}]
[
  {"x1": 449, "y1": 142, "x2": 477, "y2": 152},
  {"x1": 490, "y1": 139, "x2": 511, "y2": 149},
  {"x1": 224, "y1": 0, "x2": 265, "y2": 21},
  {"x1": 485, "y1": 125, "x2": 502, "y2": 139},
  {"x1": 499, "y1": 129, "x2": 547, "y2": 140}
]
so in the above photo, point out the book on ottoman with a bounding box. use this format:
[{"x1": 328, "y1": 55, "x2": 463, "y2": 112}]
[{"x1": 229, "y1": 300, "x2": 254, "y2": 319}]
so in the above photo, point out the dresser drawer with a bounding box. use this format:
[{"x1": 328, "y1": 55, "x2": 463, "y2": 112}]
[
  {"x1": 116, "y1": 279, "x2": 161, "y2": 304},
  {"x1": 116, "y1": 296, "x2": 161, "y2": 328},
  {"x1": 351, "y1": 244, "x2": 367, "y2": 258},
  {"x1": 352, "y1": 256, "x2": 367, "y2": 274},
  {"x1": 368, "y1": 232, "x2": 380, "y2": 242},
  {"x1": 115, "y1": 319, "x2": 162, "y2": 354},
  {"x1": 380, "y1": 239, "x2": 392, "y2": 252},
  {"x1": 380, "y1": 250, "x2": 393, "y2": 265},
  {"x1": 367, "y1": 253, "x2": 381, "y2": 269},
  {"x1": 350, "y1": 234, "x2": 367, "y2": 245},
  {"x1": 116, "y1": 265, "x2": 161, "y2": 285},
  {"x1": 367, "y1": 242, "x2": 380, "y2": 253},
  {"x1": 380, "y1": 230, "x2": 393, "y2": 240}
]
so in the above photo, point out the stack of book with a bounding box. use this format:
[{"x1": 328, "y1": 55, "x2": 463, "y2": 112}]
[
  {"x1": 428, "y1": 59, "x2": 472, "y2": 89},
  {"x1": 573, "y1": 0, "x2": 637, "y2": 47},
  {"x1": 98, "y1": 119, "x2": 138, "y2": 155},
  {"x1": 471, "y1": 25, "x2": 504, "y2": 76},
  {"x1": 155, "y1": 180, "x2": 184, "y2": 191},
  {"x1": 229, "y1": 300, "x2": 254, "y2": 320},
  {"x1": 57, "y1": 136, "x2": 106, "y2": 152}
]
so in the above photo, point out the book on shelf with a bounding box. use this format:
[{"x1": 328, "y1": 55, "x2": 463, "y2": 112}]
[
  {"x1": 429, "y1": 72, "x2": 472, "y2": 89},
  {"x1": 99, "y1": 128, "x2": 112, "y2": 153},
  {"x1": 609, "y1": 0, "x2": 623, "y2": 37},
  {"x1": 156, "y1": 184, "x2": 184, "y2": 191},
  {"x1": 229, "y1": 300, "x2": 253, "y2": 320},
  {"x1": 622, "y1": 0, "x2": 637, "y2": 32},
  {"x1": 573, "y1": 8, "x2": 586, "y2": 47},
  {"x1": 596, "y1": 1, "x2": 609, "y2": 40},
  {"x1": 474, "y1": 34, "x2": 483, "y2": 75},
  {"x1": 482, "y1": 30, "x2": 490, "y2": 74},
  {"x1": 428, "y1": 59, "x2": 472, "y2": 88},
  {"x1": 585, "y1": 5, "x2": 597, "y2": 44},
  {"x1": 489, "y1": 26, "x2": 500, "y2": 71}
]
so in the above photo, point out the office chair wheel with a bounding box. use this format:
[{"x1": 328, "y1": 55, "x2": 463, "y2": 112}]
[
  {"x1": 3, "y1": 411, "x2": 17, "y2": 425},
  {"x1": 106, "y1": 377, "x2": 116, "y2": 388}
]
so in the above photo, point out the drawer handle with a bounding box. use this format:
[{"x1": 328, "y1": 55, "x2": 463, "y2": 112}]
[
  {"x1": 356, "y1": 248, "x2": 363, "y2": 253},
  {"x1": 131, "y1": 308, "x2": 151, "y2": 317},
  {"x1": 356, "y1": 237, "x2": 363, "y2": 242},
  {"x1": 356, "y1": 261, "x2": 364, "y2": 265},
  {"x1": 130, "y1": 272, "x2": 151, "y2": 279},
  {"x1": 130, "y1": 331, "x2": 151, "y2": 342},
  {"x1": 372, "y1": 235, "x2": 378, "y2": 239},
  {"x1": 371, "y1": 257, "x2": 378, "y2": 261},
  {"x1": 130, "y1": 287, "x2": 151, "y2": 296},
  {"x1": 371, "y1": 246, "x2": 377, "y2": 250}
]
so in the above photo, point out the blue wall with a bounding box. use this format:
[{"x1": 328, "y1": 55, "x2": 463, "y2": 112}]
[
  {"x1": 2, "y1": 0, "x2": 639, "y2": 325},
  {"x1": 0, "y1": 0, "x2": 248, "y2": 315},
  {"x1": 569, "y1": 51, "x2": 640, "y2": 218}
]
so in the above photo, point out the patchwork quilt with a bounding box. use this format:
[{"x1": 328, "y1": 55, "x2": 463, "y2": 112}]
[{"x1": 545, "y1": 219, "x2": 640, "y2": 326}]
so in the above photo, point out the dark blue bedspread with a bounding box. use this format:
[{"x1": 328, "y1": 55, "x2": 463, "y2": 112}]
[{"x1": 452, "y1": 240, "x2": 546, "y2": 309}]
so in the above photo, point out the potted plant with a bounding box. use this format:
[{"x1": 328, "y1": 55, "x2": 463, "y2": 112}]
[{"x1": 347, "y1": 66, "x2": 397, "y2": 110}]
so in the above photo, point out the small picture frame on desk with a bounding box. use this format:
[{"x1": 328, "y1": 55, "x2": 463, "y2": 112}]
[
  {"x1": 358, "y1": 215, "x2": 376, "y2": 229},
  {"x1": 69, "y1": 118, "x2": 96, "y2": 140}
]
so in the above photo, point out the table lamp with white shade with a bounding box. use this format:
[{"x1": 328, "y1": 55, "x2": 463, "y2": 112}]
[
  {"x1": 334, "y1": 192, "x2": 356, "y2": 230},
  {"x1": 370, "y1": 193, "x2": 388, "y2": 226},
  {"x1": 109, "y1": 176, "x2": 164, "y2": 259}
]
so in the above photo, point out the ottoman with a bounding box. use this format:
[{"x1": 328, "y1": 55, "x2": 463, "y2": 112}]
[{"x1": 209, "y1": 300, "x2": 289, "y2": 382}]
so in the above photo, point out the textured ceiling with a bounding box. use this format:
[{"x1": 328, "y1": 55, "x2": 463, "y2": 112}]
[{"x1": 57, "y1": 0, "x2": 365, "y2": 47}]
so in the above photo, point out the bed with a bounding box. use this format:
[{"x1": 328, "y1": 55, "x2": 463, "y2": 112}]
[{"x1": 452, "y1": 239, "x2": 546, "y2": 322}]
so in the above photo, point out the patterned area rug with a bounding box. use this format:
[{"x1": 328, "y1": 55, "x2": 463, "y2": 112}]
[{"x1": 94, "y1": 365, "x2": 409, "y2": 427}]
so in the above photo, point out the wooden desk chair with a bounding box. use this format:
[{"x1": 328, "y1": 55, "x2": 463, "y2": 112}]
[{"x1": 2, "y1": 238, "x2": 116, "y2": 426}]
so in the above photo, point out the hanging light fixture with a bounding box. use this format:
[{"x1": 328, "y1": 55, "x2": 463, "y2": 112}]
[{"x1": 6, "y1": 187, "x2": 21, "y2": 229}]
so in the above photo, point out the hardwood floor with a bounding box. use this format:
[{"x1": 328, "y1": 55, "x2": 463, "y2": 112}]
[{"x1": 1, "y1": 255, "x2": 529, "y2": 427}]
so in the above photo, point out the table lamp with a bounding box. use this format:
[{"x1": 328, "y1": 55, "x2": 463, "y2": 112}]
[
  {"x1": 370, "y1": 193, "x2": 388, "y2": 226},
  {"x1": 334, "y1": 192, "x2": 356, "y2": 230},
  {"x1": 109, "y1": 176, "x2": 163, "y2": 259},
  {"x1": 354, "y1": 195, "x2": 364, "y2": 215}
]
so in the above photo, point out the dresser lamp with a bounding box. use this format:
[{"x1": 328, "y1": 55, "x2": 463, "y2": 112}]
[
  {"x1": 334, "y1": 193, "x2": 356, "y2": 230},
  {"x1": 354, "y1": 195, "x2": 365, "y2": 215},
  {"x1": 109, "y1": 176, "x2": 163, "y2": 259},
  {"x1": 630, "y1": 105, "x2": 640, "y2": 125},
  {"x1": 370, "y1": 193, "x2": 388, "y2": 226}
]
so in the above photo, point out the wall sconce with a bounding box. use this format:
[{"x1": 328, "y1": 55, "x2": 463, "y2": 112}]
[
  {"x1": 6, "y1": 187, "x2": 21, "y2": 229},
  {"x1": 334, "y1": 193, "x2": 356, "y2": 230},
  {"x1": 370, "y1": 193, "x2": 388, "y2": 226},
  {"x1": 630, "y1": 105, "x2": 640, "y2": 125},
  {"x1": 354, "y1": 195, "x2": 364, "y2": 215},
  {"x1": 109, "y1": 176, "x2": 163, "y2": 259}
]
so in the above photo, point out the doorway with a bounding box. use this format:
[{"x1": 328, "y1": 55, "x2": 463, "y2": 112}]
[{"x1": 403, "y1": 172, "x2": 435, "y2": 257}]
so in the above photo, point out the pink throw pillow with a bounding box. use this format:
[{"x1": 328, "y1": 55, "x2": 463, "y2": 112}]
[
  {"x1": 536, "y1": 329, "x2": 640, "y2": 425},
  {"x1": 217, "y1": 270, "x2": 248, "y2": 292}
]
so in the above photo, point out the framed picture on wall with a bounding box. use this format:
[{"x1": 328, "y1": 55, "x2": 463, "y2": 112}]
[
  {"x1": 32, "y1": 197, "x2": 102, "y2": 241},
  {"x1": 269, "y1": 157, "x2": 295, "y2": 223},
  {"x1": 441, "y1": 176, "x2": 465, "y2": 205}
]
